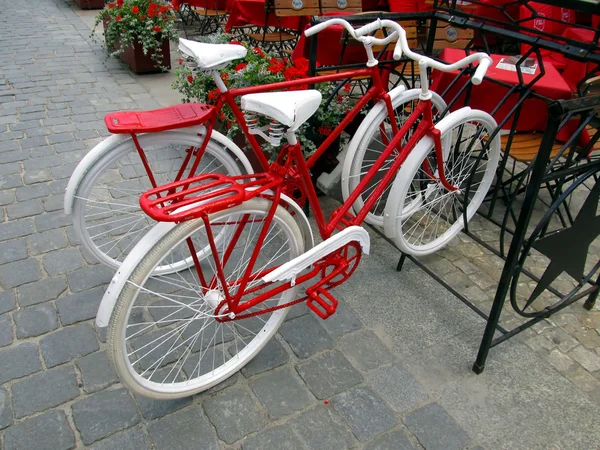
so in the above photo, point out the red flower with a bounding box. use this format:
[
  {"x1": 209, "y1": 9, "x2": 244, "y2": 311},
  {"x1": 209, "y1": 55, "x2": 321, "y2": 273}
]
[
  {"x1": 253, "y1": 47, "x2": 265, "y2": 57},
  {"x1": 343, "y1": 83, "x2": 351, "y2": 92},
  {"x1": 268, "y1": 58, "x2": 285, "y2": 74},
  {"x1": 187, "y1": 75, "x2": 194, "y2": 83},
  {"x1": 116, "y1": 0, "x2": 123, "y2": 7},
  {"x1": 148, "y1": 2, "x2": 159, "y2": 17},
  {"x1": 230, "y1": 41, "x2": 243, "y2": 46},
  {"x1": 159, "y1": 5, "x2": 169, "y2": 13},
  {"x1": 318, "y1": 126, "x2": 333, "y2": 136},
  {"x1": 235, "y1": 63, "x2": 246, "y2": 72},
  {"x1": 131, "y1": 6, "x2": 139, "y2": 13},
  {"x1": 152, "y1": 25, "x2": 162, "y2": 32},
  {"x1": 208, "y1": 89, "x2": 220, "y2": 101},
  {"x1": 178, "y1": 57, "x2": 183, "y2": 65},
  {"x1": 140, "y1": 15, "x2": 146, "y2": 20},
  {"x1": 116, "y1": 15, "x2": 122, "y2": 21},
  {"x1": 108, "y1": 2, "x2": 115, "y2": 8}
]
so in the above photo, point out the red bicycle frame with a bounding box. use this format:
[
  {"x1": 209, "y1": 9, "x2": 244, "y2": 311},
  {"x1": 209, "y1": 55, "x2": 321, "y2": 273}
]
[{"x1": 139, "y1": 62, "x2": 456, "y2": 319}]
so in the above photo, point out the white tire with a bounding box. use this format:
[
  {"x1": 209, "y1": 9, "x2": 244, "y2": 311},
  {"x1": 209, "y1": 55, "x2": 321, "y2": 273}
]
[{"x1": 384, "y1": 108, "x2": 500, "y2": 256}]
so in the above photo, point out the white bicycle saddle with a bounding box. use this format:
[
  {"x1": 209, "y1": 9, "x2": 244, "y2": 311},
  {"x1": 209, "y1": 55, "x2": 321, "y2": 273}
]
[
  {"x1": 178, "y1": 39, "x2": 247, "y2": 70},
  {"x1": 241, "y1": 90, "x2": 322, "y2": 131}
]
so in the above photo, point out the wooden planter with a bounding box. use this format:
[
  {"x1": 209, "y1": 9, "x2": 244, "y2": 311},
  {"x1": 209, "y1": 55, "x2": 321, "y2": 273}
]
[
  {"x1": 118, "y1": 39, "x2": 171, "y2": 74},
  {"x1": 75, "y1": 0, "x2": 105, "y2": 9},
  {"x1": 103, "y1": 19, "x2": 171, "y2": 73}
]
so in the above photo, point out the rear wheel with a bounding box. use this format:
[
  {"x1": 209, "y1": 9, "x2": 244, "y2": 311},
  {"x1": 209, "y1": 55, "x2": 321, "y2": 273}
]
[
  {"x1": 108, "y1": 198, "x2": 304, "y2": 398},
  {"x1": 72, "y1": 131, "x2": 242, "y2": 273}
]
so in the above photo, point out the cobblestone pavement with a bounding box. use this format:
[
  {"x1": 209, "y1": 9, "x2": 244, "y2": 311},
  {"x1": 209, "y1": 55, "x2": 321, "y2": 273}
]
[{"x1": 1, "y1": 1, "x2": 600, "y2": 449}]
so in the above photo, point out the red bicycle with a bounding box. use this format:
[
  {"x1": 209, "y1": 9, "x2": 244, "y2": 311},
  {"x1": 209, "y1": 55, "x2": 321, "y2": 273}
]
[{"x1": 89, "y1": 19, "x2": 499, "y2": 398}]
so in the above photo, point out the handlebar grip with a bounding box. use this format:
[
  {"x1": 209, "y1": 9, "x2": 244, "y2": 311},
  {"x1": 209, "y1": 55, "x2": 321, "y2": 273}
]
[
  {"x1": 473, "y1": 56, "x2": 492, "y2": 85},
  {"x1": 304, "y1": 21, "x2": 330, "y2": 37},
  {"x1": 354, "y1": 19, "x2": 382, "y2": 38}
]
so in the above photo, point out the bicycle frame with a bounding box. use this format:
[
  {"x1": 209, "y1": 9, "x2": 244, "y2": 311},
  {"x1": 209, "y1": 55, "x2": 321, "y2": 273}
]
[{"x1": 138, "y1": 58, "x2": 457, "y2": 319}]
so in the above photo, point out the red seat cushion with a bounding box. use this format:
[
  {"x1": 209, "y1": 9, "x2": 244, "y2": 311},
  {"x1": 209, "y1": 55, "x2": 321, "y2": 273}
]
[{"x1": 105, "y1": 103, "x2": 213, "y2": 134}]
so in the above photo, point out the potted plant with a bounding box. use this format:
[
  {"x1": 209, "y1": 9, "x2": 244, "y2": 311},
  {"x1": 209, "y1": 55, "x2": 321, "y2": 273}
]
[
  {"x1": 172, "y1": 35, "x2": 355, "y2": 176},
  {"x1": 93, "y1": 0, "x2": 178, "y2": 73},
  {"x1": 75, "y1": 0, "x2": 105, "y2": 9}
]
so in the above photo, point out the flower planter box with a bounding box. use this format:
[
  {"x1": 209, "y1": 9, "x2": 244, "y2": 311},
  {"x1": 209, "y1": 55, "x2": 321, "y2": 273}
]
[
  {"x1": 75, "y1": 0, "x2": 105, "y2": 9},
  {"x1": 118, "y1": 38, "x2": 171, "y2": 74},
  {"x1": 103, "y1": 18, "x2": 171, "y2": 74}
]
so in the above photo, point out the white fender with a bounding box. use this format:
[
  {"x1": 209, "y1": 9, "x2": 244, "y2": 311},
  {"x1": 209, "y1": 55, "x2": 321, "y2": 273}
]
[
  {"x1": 64, "y1": 126, "x2": 254, "y2": 215},
  {"x1": 95, "y1": 191, "x2": 313, "y2": 329},
  {"x1": 262, "y1": 226, "x2": 369, "y2": 284}
]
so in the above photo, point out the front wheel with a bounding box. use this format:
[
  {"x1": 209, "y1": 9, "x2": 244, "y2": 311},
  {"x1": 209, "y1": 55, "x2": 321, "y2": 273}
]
[
  {"x1": 108, "y1": 198, "x2": 304, "y2": 399},
  {"x1": 384, "y1": 108, "x2": 500, "y2": 256},
  {"x1": 342, "y1": 89, "x2": 448, "y2": 226}
]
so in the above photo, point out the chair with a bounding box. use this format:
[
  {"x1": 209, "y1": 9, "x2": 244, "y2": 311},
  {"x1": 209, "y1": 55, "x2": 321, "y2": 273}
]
[{"x1": 182, "y1": 0, "x2": 229, "y2": 37}]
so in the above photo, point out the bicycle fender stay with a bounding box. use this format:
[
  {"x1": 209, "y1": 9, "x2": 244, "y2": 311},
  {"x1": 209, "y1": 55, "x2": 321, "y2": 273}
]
[
  {"x1": 262, "y1": 226, "x2": 370, "y2": 284},
  {"x1": 63, "y1": 126, "x2": 254, "y2": 215},
  {"x1": 96, "y1": 220, "x2": 176, "y2": 328},
  {"x1": 95, "y1": 191, "x2": 312, "y2": 329}
]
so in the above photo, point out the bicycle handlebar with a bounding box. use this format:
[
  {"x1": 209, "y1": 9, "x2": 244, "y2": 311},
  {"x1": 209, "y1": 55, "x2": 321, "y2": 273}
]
[{"x1": 305, "y1": 18, "x2": 493, "y2": 84}]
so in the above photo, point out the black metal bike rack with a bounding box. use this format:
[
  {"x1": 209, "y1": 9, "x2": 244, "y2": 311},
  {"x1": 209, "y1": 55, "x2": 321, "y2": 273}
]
[{"x1": 306, "y1": 0, "x2": 600, "y2": 372}]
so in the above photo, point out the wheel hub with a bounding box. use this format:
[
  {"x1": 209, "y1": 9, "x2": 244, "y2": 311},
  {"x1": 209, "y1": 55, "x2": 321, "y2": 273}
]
[{"x1": 203, "y1": 289, "x2": 224, "y2": 309}]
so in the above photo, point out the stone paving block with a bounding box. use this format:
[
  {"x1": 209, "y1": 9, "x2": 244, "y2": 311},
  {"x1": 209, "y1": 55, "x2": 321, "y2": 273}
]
[
  {"x1": 250, "y1": 367, "x2": 314, "y2": 419},
  {"x1": 0, "y1": 239, "x2": 27, "y2": 265},
  {"x1": 76, "y1": 351, "x2": 119, "y2": 394},
  {"x1": 0, "y1": 257, "x2": 41, "y2": 288},
  {"x1": 147, "y1": 406, "x2": 219, "y2": 450},
  {"x1": 403, "y1": 403, "x2": 471, "y2": 450},
  {"x1": 287, "y1": 405, "x2": 356, "y2": 450},
  {"x1": 339, "y1": 330, "x2": 394, "y2": 372},
  {"x1": 363, "y1": 428, "x2": 419, "y2": 450},
  {"x1": 17, "y1": 276, "x2": 67, "y2": 306},
  {"x1": 0, "y1": 290, "x2": 16, "y2": 314},
  {"x1": 91, "y1": 427, "x2": 153, "y2": 450},
  {"x1": 296, "y1": 350, "x2": 363, "y2": 399},
  {"x1": 0, "y1": 190, "x2": 15, "y2": 207},
  {"x1": 27, "y1": 228, "x2": 68, "y2": 255},
  {"x1": 319, "y1": 302, "x2": 362, "y2": 338},
  {"x1": 11, "y1": 365, "x2": 80, "y2": 418},
  {"x1": 40, "y1": 323, "x2": 100, "y2": 367},
  {"x1": 0, "y1": 173, "x2": 22, "y2": 189},
  {"x1": 233, "y1": 338, "x2": 289, "y2": 378},
  {"x1": 0, "y1": 342, "x2": 42, "y2": 384},
  {"x1": 284, "y1": 302, "x2": 309, "y2": 321},
  {"x1": 570, "y1": 346, "x2": 600, "y2": 372},
  {"x1": 6, "y1": 199, "x2": 44, "y2": 220},
  {"x1": 13, "y1": 303, "x2": 59, "y2": 338},
  {"x1": 56, "y1": 286, "x2": 104, "y2": 325},
  {"x1": 72, "y1": 388, "x2": 141, "y2": 445},
  {"x1": 3, "y1": 410, "x2": 75, "y2": 450},
  {"x1": 67, "y1": 264, "x2": 114, "y2": 292},
  {"x1": 35, "y1": 210, "x2": 72, "y2": 232},
  {"x1": 15, "y1": 183, "x2": 48, "y2": 201},
  {"x1": 0, "y1": 386, "x2": 13, "y2": 430},
  {"x1": 279, "y1": 314, "x2": 334, "y2": 359},
  {"x1": 203, "y1": 388, "x2": 266, "y2": 444},
  {"x1": 24, "y1": 168, "x2": 54, "y2": 185},
  {"x1": 42, "y1": 247, "x2": 85, "y2": 275},
  {"x1": 331, "y1": 386, "x2": 397, "y2": 442},
  {"x1": 43, "y1": 194, "x2": 66, "y2": 212},
  {"x1": 241, "y1": 424, "x2": 307, "y2": 450},
  {"x1": 0, "y1": 313, "x2": 13, "y2": 348},
  {"x1": 367, "y1": 364, "x2": 428, "y2": 413}
]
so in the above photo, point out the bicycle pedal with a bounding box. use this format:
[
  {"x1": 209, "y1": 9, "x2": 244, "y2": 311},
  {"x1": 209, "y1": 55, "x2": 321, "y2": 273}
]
[{"x1": 306, "y1": 287, "x2": 338, "y2": 319}]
